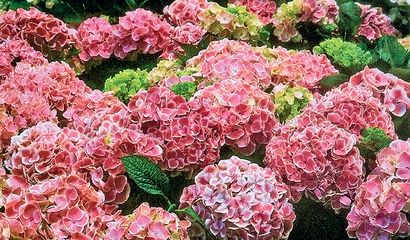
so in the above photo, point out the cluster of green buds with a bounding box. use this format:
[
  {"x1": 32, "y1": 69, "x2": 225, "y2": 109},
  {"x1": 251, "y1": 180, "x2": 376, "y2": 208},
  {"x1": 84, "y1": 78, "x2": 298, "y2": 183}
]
[{"x1": 27, "y1": 0, "x2": 60, "y2": 9}]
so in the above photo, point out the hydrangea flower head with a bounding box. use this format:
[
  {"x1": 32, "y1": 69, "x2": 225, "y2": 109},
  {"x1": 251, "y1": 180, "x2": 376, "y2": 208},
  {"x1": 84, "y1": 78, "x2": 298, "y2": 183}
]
[
  {"x1": 164, "y1": 0, "x2": 210, "y2": 26},
  {"x1": 180, "y1": 156, "x2": 296, "y2": 240},
  {"x1": 357, "y1": 3, "x2": 397, "y2": 41},
  {"x1": 229, "y1": 0, "x2": 277, "y2": 25}
]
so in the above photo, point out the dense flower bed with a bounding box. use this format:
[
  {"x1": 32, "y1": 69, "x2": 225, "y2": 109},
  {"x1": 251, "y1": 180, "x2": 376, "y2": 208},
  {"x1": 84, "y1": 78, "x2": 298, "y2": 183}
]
[{"x1": 0, "y1": 0, "x2": 409, "y2": 240}]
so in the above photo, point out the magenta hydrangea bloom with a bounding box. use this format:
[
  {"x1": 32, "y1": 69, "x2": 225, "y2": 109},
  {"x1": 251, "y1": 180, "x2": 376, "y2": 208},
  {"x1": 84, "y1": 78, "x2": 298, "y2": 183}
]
[
  {"x1": 128, "y1": 86, "x2": 224, "y2": 173},
  {"x1": 347, "y1": 67, "x2": 410, "y2": 117},
  {"x1": 357, "y1": 4, "x2": 397, "y2": 41},
  {"x1": 180, "y1": 156, "x2": 296, "y2": 240},
  {"x1": 272, "y1": 47, "x2": 338, "y2": 89},
  {"x1": 0, "y1": 8, "x2": 76, "y2": 55},
  {"x1": 229, "y1": 0, "x2": 277, "y2": 25},
  {"x1": 75, "y1": 17, "x2": 116, "y2": 62},
  {"x1": 187, "y1": 39, "x2": 272, "y2": 89},
  {"x1": 164, "y1": 0, "x2": 210, "y2": 26},
  {"x1": 105, "y1": 202, "x2": 191, "y2": 240},
  {"x1": 195, "y1": 79, "x2": 279, "y2": 155},
  {"x1": 112, "y1": 9, "x2": 175, "y2": 59},
  {"x1": 0, "y1": 40, "x2": 47, "y2": 80},
  {"x1": 0, "y1": 174, "x2": 112, "y2": 239},
  {"x1": 347, "y1": 139, "x2": 410, "y2": 240},
  {"x1": 265, "y1": 119, "x2": 365, "y2": 211}
]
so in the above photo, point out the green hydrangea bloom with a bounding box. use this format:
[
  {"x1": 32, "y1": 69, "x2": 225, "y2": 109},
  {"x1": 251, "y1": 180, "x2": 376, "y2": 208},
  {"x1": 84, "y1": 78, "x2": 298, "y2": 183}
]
[
  {"x1": 272, "y1": 0, "x2": 303, "y2": 42},
  {"x1": 171, "y1": 82, "x2": 197, "y2": 100},
  {"x1": 313, "y1": 38, "x2": 374, "y2": 71},
  {"x1": 104, "y1": 69, "x2": 149, "y2": 102},
  {"x1": 200, "y1": 3, "x2": 263, "y2": 44},
  {"x1": 357, "y1": 127, "x2": 392, "y2": 160},
  {"x1": 273, "y1": 85, "x2": 313, "y2": 123},
  {"x1": 148, "y1": 59, "x2": 184, "y2": 85}
]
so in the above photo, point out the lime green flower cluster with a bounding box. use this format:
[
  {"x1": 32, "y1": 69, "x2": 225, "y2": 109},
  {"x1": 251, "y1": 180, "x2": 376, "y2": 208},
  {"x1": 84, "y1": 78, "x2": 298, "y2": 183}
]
[
  {"x1": 171, "y1": 82, "x2": 198, "y2": 100},
  {"x1": 148, "y1": 59, "x2": 184, "y2": 85},
  {"x1": 199, "y1": 3, "x2": 263, "y2": 44},
  {"x1": 357, "y1": 127, "x2": 392, "y2": 160},
  {"x1": 313, "y1": 38, "x2": 374, "y2": 71},
  {"x1": 27, "y1": 0, "x2": 60, "y2": 9},
  {"x1": 273, "y1": 85, "x2": 313, "y2": 123},
  {"x1": 104, "y1": 69, "x2": 150, "y2": 102}
]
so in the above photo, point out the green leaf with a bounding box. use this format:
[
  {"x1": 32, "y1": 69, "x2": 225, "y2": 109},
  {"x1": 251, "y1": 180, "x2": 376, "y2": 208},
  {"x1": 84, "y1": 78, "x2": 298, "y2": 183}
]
[
  {"x1": 338, "y1": 1, "x2": 361, "y2": 39},
  {"x1": 125, "y1": 0, "x2": 137, "y2": 9},
  {"x1": 122, "y1": 155, "x2": 170, "y2": 197},
  {"x1": 320, "y1": 74, "x2": 349, "y2": 90},
  {"x1": 374, "y1": 36, "x2": 409, "y2": 68},
  {"x1": 9, "y1": 0, "x2": 30, "y2": 10}
]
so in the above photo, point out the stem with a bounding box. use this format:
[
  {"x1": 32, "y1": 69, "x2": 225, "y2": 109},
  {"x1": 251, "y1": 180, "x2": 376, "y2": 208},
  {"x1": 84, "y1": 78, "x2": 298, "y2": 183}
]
[{"x1": 65, "y1": 2, "x2": 81, "y2": 20}]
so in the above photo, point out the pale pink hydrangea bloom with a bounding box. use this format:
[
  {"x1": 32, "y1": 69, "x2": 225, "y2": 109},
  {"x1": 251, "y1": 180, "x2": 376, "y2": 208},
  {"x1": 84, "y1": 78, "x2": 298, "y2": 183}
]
[
  {"x1": 75, "y1": 17, "x2": 116, "y2": 62},
  {"x1": 347, "y1": 67, "x2": 410, "y2": 117},
  {"x1": 128, "y1": 86, "x2": 224, "y2": 173},
  {"x1": 112, "y1": 9, "x2": 175, "y2": 59},
  {"x1": 164, "y1": 0, "x2": 210, "y2": 26},
  {"x1": 180, "y1": 156, "x2": 296, "y2": 239},
  {"x1": 195, "y1": 79, "x2": 279, "y2": 155},
  {"x1": 265, "y1": 118, "x2": 365, "y2": 211},
  {"x1": 0, "y1": 8, "x2": 76, "y2": 55},
  {"x1": 173, "y1": 23, "x2": 206, "y2": 45},
  {"x1": 357, "y1": 4, "x2": 397, "y2": 41},
  {"x1": 300, "y1": 0, "x2": 339, "y2": 24},
  {"x1": 105, "y1": 202, "x2": 191, "y2": 240},
  {"x1": 229, "y1": 0, "x2": 277, "y2": 25},
  {"x1": 347, "y1": 139, "x2": 410, "y2": 240},
  {"x1": 0, "y1": 40, "x2": 47, "y2": 81},
  {"x1": 187, "y1": 39, "x2": 272, "y2": 89},
  {"x1": 271, "y1": 47, "x2": 338, "y2": 89}
]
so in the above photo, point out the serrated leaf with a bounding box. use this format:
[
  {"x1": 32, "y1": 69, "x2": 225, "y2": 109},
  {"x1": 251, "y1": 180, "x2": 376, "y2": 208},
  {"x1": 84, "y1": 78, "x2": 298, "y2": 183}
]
[
  {"x1": 9, "y1": 0, "x2": 30, "y2": 10},
  {"x1": 375, "y1": 36, "x2": 409, "y2": 68},
  {"x1": 320, "y1": 74, "x2": 349, "y2": 89},
  {"x1": 122, "y1": 155, "x2": 170, "y2": 197},
  {"x1": 338, "y1": 1, "x2": 361, "y2": 39},
  {"x1": 125, "y1": 0, "x2": 137, "y2": 9}
]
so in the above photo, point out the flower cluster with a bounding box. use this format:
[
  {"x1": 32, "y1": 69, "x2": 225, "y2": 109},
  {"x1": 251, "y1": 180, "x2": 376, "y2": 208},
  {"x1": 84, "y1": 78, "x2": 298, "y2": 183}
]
[
  {"x1": 0, "y1": 40, "x2": 47, "y2": 80},
  {"x1": 180, "y1": 156, "x2": 296, "y2": 240},
  {"x1": 389, "y1": 0, "x2": 410, "y2": 5},
  {"x1": 187, "y1": 39, "x2": 272, "y2": 89},
  {"x1": 347, "y1": 67, "x2": 410, "y2": 117},
  {"x1": 75, "y1": 17, "x2": 116, "y2": 62},
  {"x1": 195, "y1": 80, "x2": 278, "y2": 155},
  {"x1": 357, "y1": 3, "x2": 397, "y2": 41},
  {"x1": 105, "y1": 202, "x2": 191, "y2": 239},
  {"x1": 272, "y1": 84, "x2": 313, "y2": 123},
  {"x1": 272, "y1": 0, "x2": 338, "y2": 42},
  {"x1": 173, "y1": 22, "x2": 206, "y2": 45},
  {"x1": 399, "y1": 35, "x2": 410, "y2": 50},
  {"x1": 164, "y1": 0, "x2": 210, "y2": 26},
  {"x1": 265, "y1": 119, "x2": 365, "y2": 211},
  {"x1": 148, "y1": 59, "x2": 185, "y2": 85},
  {"x1": 199, "y1": 3, "x2": 264, "y2": 43},
  {"x1": 171, "y1": 81, "x2": 198, "y2": 100},
  {"x1": 313, "y1": 38, "x2": 374, "y2": 72},
  {"x1": 128, "y1": 86, "x2": 224, "y2": 172},
  {"x1": 104, "y1": 69, "x2": 150, "y2": 103},
  {"x1": 229, "y1": 0, "x2": 277, "y2": 25},
  {"x1": 347, "y1": 139, "x2": 410, "y2": 240},
  {"x1": 112, "y1": 9, "x2": 174, "y2": 59},
  {"x1": 271, "y1": 48, "x2": 338, "y2": 89},
  {"x1": 0, "y1": 7, "x2": 75, "y2": 56}
]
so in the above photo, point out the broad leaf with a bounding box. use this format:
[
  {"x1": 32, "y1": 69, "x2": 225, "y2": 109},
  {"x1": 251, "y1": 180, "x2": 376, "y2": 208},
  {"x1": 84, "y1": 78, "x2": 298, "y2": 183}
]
[
  {"x1": 122, "y1": 155, "x2": 170, "y2": 196},
  {"x1": 375, "y1": 36, "x2": 409, "y2": 68},
  {"x1": 338, "y1": 1, "x2": 361, "y2": 39},
  {"x1": 320, "y1": 74, "x2": 349, "y2": 90}
]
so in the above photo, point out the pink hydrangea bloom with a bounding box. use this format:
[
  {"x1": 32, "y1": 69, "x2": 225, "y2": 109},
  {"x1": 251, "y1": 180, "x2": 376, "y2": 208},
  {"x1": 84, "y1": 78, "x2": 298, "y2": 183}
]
[
  {"x1": 0, "y1": 174, "x2": 112, "y2": 239},
  {"x1": 195, "y1": 80, "x2": 279, "y2": 155},
  {"x1": 357, "y1": 4, "x2": 397, "y2": 41},
  {"x1": 0, "y1": 8, "x2": 76, "y2": 55},
  {"x1": 187, "y1": 39, "x2": 272, "y2": 89},
  {"x1": 180, "y1": 156, "x2": 296, "y2": 239},
  {"x1": 75, "y1": 17, "x2": 115, "y2": 62},
  {"x1": 173, "y1": 23, "x2": 206, "y2": 45},
  {"x1": 300, "y1": 0, "x2": 338, "y2": 24},
  {"x1": 229, "y1": 0, "x2": 277, "y2": 25},
  {"x1": 347, "y1": 139, "x2": 410, "y2": 240},
  {"x1": 265, "y1": 119, "x2": 365, "y2": 211},
  {"x1": 164, "y1": 0, "x2": 210, "y2": 26},
  {"x1": 0, "y1": 40, "x2": 47, "y2": 81},
  {"x1": 347, "y1": 67, "x2": 410, "y2": 117},
  {"x1": 112, "y1": 9, "x2": 174, "y2": 59},
  {"x1": 105, "y1": 202, "x2": 191, "y2": 240},
  {"x1": 271, "y1": 48, "x2": 338, "y2": 89},
  {"x1": 128, "y1": 86, "x2": 224, "y2": 173}
]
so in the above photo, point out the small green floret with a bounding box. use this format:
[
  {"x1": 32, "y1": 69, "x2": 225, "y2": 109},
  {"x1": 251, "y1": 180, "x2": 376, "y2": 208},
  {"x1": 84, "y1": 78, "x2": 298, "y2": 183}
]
[
  {"x1": 104, "y1": 69, "x2": 150, "y2": 102},
  {"x1": 357, "y1": 127, "x2": 393, "y2": 160},
  {"x1": 171, "y1": 82, "x2": 198, "y2": 100},
  {"x1": 314, "y1": 38, "x2": 374, "y2": 72},
  {"x1": 273, "y1": 85, "x2": 313, "y2": 123}
]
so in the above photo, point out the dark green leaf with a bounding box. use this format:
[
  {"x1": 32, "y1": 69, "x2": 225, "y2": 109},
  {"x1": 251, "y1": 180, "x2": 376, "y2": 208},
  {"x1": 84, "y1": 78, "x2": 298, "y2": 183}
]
[
  {"x1": 338, "y1": 1, "x2": 362, "y2": 39},
  {"x1": 9, "y1": 0, "x2": 30, "y2": 10},
  {"x1": 122, "y1": 155, "x2": 170, "y2": 197},
  {"x1": 374, "y1": 36, "x2": 409, "y2": 68},
  {"x1": 320, "y1": 74, "x2": 349, "y2": 90},
  {"x1": 125, "y1": 0, "x2": 137, "y2": 9}
]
